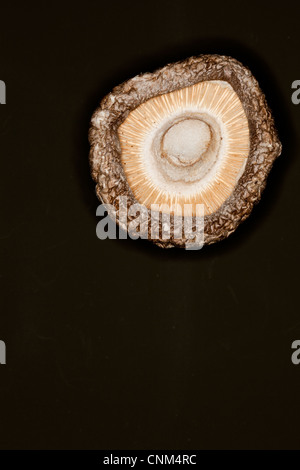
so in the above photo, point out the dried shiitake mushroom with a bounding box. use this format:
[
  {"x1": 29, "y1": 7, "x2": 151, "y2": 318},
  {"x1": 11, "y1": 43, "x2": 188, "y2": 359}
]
[{"x1": 89, "y1": 55, "x2": 282, "y2": 248}]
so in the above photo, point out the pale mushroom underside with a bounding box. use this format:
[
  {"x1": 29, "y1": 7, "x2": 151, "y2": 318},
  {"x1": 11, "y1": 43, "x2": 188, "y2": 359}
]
[{"x1": 119, "y1": 80, "x2": 250, "y2": 217}]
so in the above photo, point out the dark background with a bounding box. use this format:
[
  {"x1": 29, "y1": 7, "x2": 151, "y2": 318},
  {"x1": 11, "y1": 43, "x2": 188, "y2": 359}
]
[{"x1": 0, "y1": 0, "x2": 299, "y2": 450}]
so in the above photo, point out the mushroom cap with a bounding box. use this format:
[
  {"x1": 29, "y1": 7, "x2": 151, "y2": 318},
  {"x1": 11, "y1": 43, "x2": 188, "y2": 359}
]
[{"x1": 89, "y1": 55, "x2": 282, "y2": 248}]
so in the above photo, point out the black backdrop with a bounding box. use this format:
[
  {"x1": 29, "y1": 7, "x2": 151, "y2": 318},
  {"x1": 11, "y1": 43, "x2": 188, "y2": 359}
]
[{"x1": 0, "y1": 0, "x2": 299, "y2": 450}]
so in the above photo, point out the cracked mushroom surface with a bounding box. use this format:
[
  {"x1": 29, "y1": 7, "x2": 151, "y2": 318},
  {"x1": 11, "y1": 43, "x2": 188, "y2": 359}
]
[{"x1": 89, "y1": 55, "x2": 282, "y2": 248}]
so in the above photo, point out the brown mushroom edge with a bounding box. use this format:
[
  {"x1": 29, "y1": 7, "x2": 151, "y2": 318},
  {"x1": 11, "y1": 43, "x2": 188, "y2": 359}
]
[{"x1": 89, "y1": 55, "x2": 282, "y2": 248}]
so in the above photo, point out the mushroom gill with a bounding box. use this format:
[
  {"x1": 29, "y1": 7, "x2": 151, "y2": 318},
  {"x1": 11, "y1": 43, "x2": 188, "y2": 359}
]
[{"x1": 119, "y1": 80, "x2": 250, "y2": 217}]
